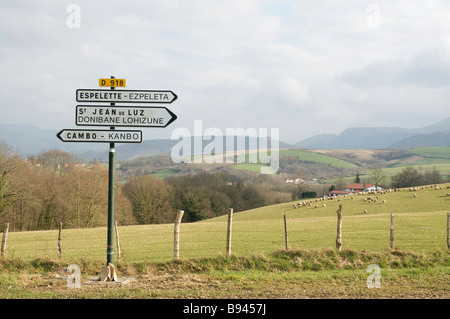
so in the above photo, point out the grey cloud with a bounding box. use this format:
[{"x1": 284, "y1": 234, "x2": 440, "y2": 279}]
[{"x1": 338, "y1": 47, "x2": 450, "y2": 88}]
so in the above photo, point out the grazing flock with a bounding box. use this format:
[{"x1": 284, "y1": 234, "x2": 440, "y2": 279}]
[{"x1": 291, "y1": 184, "x2": 450, "y2": 213}]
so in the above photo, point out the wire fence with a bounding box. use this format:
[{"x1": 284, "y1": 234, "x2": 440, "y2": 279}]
[{"x1": 1, "y1": 209, "x2": 449, "y2": 264}]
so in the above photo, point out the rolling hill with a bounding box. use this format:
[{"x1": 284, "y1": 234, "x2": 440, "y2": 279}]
[
  {"x1": 1, "y1": 118, "x2": 449, "y2": 160},
  {"x1": 0, "y1": 123, "x2": 292, "y2": 161},
  {"x1": 4, "y1": 182, "x2": 450, "y2": 264},
  {"x1": 294, "y1": 117, "x2": 450, "y2": 150}
]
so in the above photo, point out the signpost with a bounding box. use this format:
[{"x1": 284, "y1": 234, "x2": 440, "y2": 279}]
[
  {"x1": 76, "y1": 89, "x2": 177, "y2": 103},
  {"x1": 57, "y1": 76, "x2": 177, "y2": 280},
  {"x1": 57, "y1": 129, "x2": 142, "y2": 143},
  {"x1": 75, "y1": 105, "x2": 177, "y2": 127}
]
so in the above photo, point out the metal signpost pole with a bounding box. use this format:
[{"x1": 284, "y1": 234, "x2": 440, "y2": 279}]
[{"x1": 107, "y1": 75, "x2": 115, "y2": 265}]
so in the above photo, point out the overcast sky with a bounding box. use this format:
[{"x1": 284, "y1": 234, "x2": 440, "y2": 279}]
[{"x1": 1, "y1": 0, "x2": 450, "y2": 144}]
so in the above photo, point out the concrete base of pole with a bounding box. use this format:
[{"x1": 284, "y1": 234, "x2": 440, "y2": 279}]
[{"x1": 100, "y1": 263, "x2": 117, "y2": 282}]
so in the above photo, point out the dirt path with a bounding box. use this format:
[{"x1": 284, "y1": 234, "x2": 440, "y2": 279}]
[{"x1": 18, "y1": 272, "x2": 450, "y2": 299}]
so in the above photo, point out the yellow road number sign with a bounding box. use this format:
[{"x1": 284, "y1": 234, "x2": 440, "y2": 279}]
[{"x1": 99, "y1": 78, "x2": 126, "y2": 87}]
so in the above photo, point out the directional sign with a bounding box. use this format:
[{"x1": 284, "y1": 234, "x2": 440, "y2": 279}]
[
  {"x1": 76, "y1": 89, "x2": 177, "y2": 104},
  {"x1": 76, "y1": 105, "x2": 177, "y2": 128},
  {"x1": 99, "y1": 78, "x2": 126, "y2": 87},
  {"x1": 57, "y1": 129, "x2": 142, "y2": 143}
]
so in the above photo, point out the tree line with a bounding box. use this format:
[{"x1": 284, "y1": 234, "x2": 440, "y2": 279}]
[
  {"x1": 1, "y1": 140, "x2": 444, "y2": 232},
  {"x1": 0, "y1": 143, "x2": 134, "y2": 231},
  {"x1": 334, "y1": 166, "x2": 443, "y2": 191},
  {"x1": 0, "y1": 142, "x2": 317, "y2": 231},
  {"x1": 390, "y1": 166, "x2": 442, "y2": 188}
]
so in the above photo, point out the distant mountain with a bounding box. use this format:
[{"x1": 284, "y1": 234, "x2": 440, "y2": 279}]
[
  {"x1": 94, "y1": 136, "x2": 292, "y2": 161},
  {"x1": 294, "y1": 117, "x2": 450, "y2": 150},
  {"x1": 3, "y1": 117, "x2": 448, "y2": 160},
  {"x1": 387, "y1": 131, "x2": 450, "y2": 148},
  {"x1": 0, "y1": 123, "x2": 291, "y2": 161},
  {"x1": 0, "y1": 123, "x2": 100, "y2": 156},
  {"x1": 76, "y1": 138, "x2": 179, "y2": 161}
]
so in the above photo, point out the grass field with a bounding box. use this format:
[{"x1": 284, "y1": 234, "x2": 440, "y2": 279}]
[
  {"x1": 181, "y1": 148, "x2": 358, "y2": 174},
  {"x1": 366, "y1": 163, "x2": 450, "y2": 177},
  {"x1": 325, "y1": 163, "x2": 450, "y2": 186},
  {"x1": 279, "y1": 149, "x2": 357, "y2": 168},
  {"x1": 411, "y1": 147, "x2": 450, "y2": 159},
  {"x1": 1, "y1": 183, "x2": 449, "y2": 299},
  {"x1": 4, "y1": 183, "x2": 450, "y2": 263},
  {"x1": 230, "y1": 163, "x2": 269, "y2": 172},
  {"x1": 152, "y1": 168, "x2": 178, "y2": 178}
]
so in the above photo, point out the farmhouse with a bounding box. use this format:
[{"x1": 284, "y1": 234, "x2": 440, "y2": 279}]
[
  {"x1": 344, "y1": 183, "x2": 384, "y2": 193},
  {"x1": 364, "y1": 184, "x2": 385, "y2": 192}
]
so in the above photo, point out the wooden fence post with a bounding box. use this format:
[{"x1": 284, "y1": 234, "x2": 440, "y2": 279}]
[
  {"x1": 57, "y1": 222, "x2": 62, "y2": 259},
  {"x1": 336, "y1": 205, "x2": 342, "y2": 251},
  {"x1": 115, "y1": 221, "x2": 121, "y2": 262},
  {"x1": 284, "y1": 215, "x2": 289, "y2": 250},
  {"x1": 1, "y1": 223, "x2": 9, "y2": 258},
  {"x1": 390, "y1": 213, "x2": 395, "y2": 249},
  {"x1": 174, "y1": 210, "x2": 184, "y2": 259},
  {"x1": 226, "y1": 208, "x2": 233, "y2": 257},
  {"x1": 447, "y1": 212, "x2": 449, "y2": 250}
]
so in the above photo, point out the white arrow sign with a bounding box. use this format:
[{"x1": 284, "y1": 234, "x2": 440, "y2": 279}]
[
  {"x1": 57, "y1": 129, "x2": 142, "y2": 143},
  {"x1": 76, "y1": 105, "x2": 177, "y2": 127},
  {"x1": 76, "y1": 89, "x2": 177, "y2": 103}
]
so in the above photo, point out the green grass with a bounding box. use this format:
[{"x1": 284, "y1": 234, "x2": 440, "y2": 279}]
[
  {"x1": 280, "y1": 149, "x2": 358, "y2": 168},
  {"x1": 388, "y1": 147, "x2": 450, "y2": 167},
  {"x1": 1, "y1": 183, "x2": 449, "y2": 299},
  {"x1": 0, "y1": 248, "x2": 448, "y2": 299},
  {"x1": 3, "y1": 183, "x2": 449, "y2": 265},
  {"x1": 325, "y1": 164, "x2": 450, "y2": 186},
  {"x1": 367, "y1": 163, "x2": 450, "y2": 175},
  {"x1": 229, "y1": 149, "x2": 358, "y2": 173},
  {"x1": 411, "y1": 147, "x2": 450, "y2": 159},
  {"x1": 231, "y1": 163, "x2": 270, "y2": 172},
  {"x1": 152, "y1": 169, "x2": 178, "y2": 178},
  {"x1": 391, "y1": 159, "x2": 450, "y2": 167}
]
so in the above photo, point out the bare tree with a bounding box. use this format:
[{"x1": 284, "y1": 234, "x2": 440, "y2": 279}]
[
  {"x1": 123, "y1": 175, "x2": 174, "y2": 224},
  {"x1": 0, "y1": 141, "x2": 19, "y2": 217},
  {"x1": 28, "y1": 149, "x2": 77, "y2": 175},
  {"x1": 370, "y1": 169, "x2": 386, "y2": 190}
]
